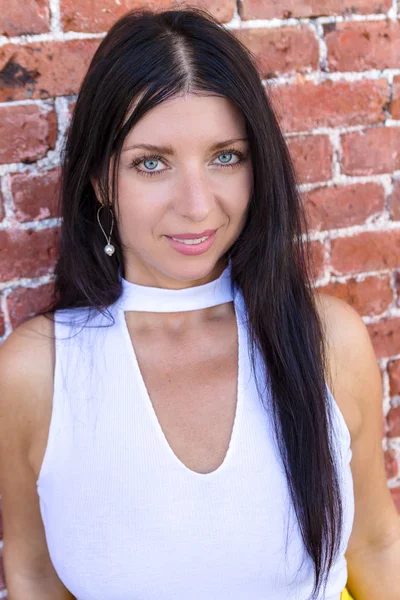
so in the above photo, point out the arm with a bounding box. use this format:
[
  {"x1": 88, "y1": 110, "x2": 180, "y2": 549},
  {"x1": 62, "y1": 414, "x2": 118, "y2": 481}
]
[
  {"x1": 318, "y1": 294, "x2": 400, "y2": 600},
  {"x1": 0, "y1": 317, "x2": 75, "y2": 599}
]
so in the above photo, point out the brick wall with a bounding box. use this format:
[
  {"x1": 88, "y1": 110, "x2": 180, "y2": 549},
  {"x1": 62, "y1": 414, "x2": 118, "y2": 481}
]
[{"x1": 0, "y1": 0, "x2": 400, "y2": 594}]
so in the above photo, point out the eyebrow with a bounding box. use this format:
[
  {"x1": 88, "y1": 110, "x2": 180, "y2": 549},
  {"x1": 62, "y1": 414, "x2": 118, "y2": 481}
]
[{"x1": 122, "y1": 137, "x2": 249, "y2": 154}]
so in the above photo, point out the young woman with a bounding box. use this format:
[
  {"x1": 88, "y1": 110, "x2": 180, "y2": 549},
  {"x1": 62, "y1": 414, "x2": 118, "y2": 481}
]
[{"x1": 0, "y1": 7, "x2": 399, "y2": 600}]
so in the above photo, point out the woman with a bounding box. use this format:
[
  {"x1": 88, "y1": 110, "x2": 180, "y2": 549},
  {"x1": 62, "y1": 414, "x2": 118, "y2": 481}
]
[{"x1": 0, "y1": 7, "x2": 398, "y2": 600}]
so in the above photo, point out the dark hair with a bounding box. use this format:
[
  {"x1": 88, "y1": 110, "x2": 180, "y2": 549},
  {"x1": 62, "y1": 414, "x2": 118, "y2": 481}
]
[{"x1": 39, "y1": 7, "x2": 343, "y2": 598}]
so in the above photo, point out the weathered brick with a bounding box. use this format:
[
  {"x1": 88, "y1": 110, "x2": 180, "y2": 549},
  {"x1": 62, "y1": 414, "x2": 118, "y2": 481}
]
[
  {"x1": 326, "y1": 21, "x2": 400, "y2": 72},
  {"x1": 390, "y1": 75, "x2": 400, "y2": 119},
  {"x1": 270, "y1": 79, "x2": 388, "y2": 133},
  {"x1": 391, "y1": 180, "x2": 400, "y2": 221},
  {"x1": 287, "y1": 135, "x2": 332, "y2": 184},
  {"x1": 239, "y1": 0, "x2": 391, "y2": 20},
  {"x1": 0, "y1": 105, "x2": 57, "y2": 164},
  {"x1": 387, "y1": 405, "x2": 400, "y2": 437},
  {"x1": 388, "y1": 359, "x2": 400, "y2": 395},
  {"x1": 331, "y1": 231, "x2": 400, "y2": 276},
  {"x1": 0, "y1": 0, "x2": 50, "y2": 36},
  {"x1": 367, "y1": 318, "x2": 400, "y2": 359},
  {"x1": 384, "y1": 449, "x2": 398, "y2": 479},
  {"x1": 308, "y1": 240, "x2": 325, "y2": 280},
  {"x1": 0, "y1": 227, "x2": 59, "y2": 282},
  {"x1": 341, "y1": 128, "x2": 400, "y2": 176},
  {"x1": 303, "y1": 182, "x2": 385, "y2": 231},
  {"x1": 61, "y1": 0, "x2": 235, "y2": 32},
  {"x1": 0, "y1": 39, "x2": 100, "y2": 102},
  {"x1": 235, "y1": 27, "x2": 319, "y2": 79},
  {"x1": 8, "y1": 282, "x2": 55, "y2": 328},
  {"x1": 318, "y1": 275, "x2": 393, "y2": 316},
  {"x1": 11, "y1": 168, "x2": 61, "y2": 222}
]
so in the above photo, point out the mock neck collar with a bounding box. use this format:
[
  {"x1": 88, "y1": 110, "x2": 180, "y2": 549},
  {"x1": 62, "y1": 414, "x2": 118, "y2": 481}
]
[{"x1": 116, "y1": 262, "x2": 235, "y2": 313}]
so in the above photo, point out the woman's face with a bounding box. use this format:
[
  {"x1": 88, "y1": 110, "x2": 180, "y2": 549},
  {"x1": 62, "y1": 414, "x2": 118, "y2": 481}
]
[{"x1": 115, "y1": 92, "x2": 253, "y2": 288}]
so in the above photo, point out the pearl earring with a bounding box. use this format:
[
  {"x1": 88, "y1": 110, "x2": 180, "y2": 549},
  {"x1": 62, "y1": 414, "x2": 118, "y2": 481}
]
[{"x1": 97, "y1": 204, "x2": 115, "y2": 256}]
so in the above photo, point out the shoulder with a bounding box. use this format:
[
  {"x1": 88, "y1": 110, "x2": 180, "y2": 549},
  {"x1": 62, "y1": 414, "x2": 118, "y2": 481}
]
[
  {"x1": 0, "y1": 314, "x2": 55, "y2": 448},
  {"x1": 313, "y1": 291, "x2": 381, "y2": 442}
]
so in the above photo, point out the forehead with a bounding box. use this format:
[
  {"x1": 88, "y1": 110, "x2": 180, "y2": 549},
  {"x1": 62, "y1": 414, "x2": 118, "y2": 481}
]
[{"x1": 123, "y1": 93, "x2": 246, "y2": 147}]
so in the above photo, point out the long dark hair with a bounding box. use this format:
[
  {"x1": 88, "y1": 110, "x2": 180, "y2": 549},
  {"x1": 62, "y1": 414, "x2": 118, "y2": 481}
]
[{"x1": 38, "y1": 7, "x2": 343, "y2": 598}]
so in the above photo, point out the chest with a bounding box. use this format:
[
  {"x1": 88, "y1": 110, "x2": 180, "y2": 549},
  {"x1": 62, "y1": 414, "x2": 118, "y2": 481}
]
[{"x1": 124, "y1": 311, "x2": 239, "y2": 474}]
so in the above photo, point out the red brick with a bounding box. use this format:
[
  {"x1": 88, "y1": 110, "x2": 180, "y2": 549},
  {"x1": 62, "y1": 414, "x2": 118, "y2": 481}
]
[
  {"x1": 389, "y1": 359, "x2": 400, "y2": 395},
  {"x1": 235, "y1": 27, "x2": 318, "y2": 79},
  {"x1": 308, "y1": 240, "x2": 325, "y2": 281},
  {"x1": 384, "y1": 450, "x2": 398, "y2": 479},
  {"x1": 11, "y1": 168, "x2": 61, "y2": 222},
  {"x1": 391, "y1": 180, "x2": 400, "y2": 221},
  {"x1": 391, "y1": 76, "x2": 400, "y2": 119},
  {"x1": 287, "y1": 135, "x2": 332, "y2": 184},
  {"x1": 387, "y1": 405, "x2": 400, "y2": 437},
  {"x1": 61, "y1": 0, "x2": 235, "y2": 32},
  {"x1": 270, "y1": 79, "x2": 388, "y2": 133},
  {"x1": 318, "y1": 275, "x2": 393, "y2": 317},
  {"x1": 8, "y1": 282, "x2": 55, "y2": 328},
  {"x1": 341, "y1": 128, "x2": 400, "y2": 176},
  {"x1": 367, "y1": 318, "x2": 400, "y2": 359},
  {"x1": 0, "y1": 0, "x2": 50, "y2": 36},
  {"x1": 390, "y1": 486, "x2": 400, "y2": 514},
  {"x1": 0, "y1": 105, "x2": 57, "y2": 164},
  {"x1": 304, "y1": 182, "x2": 385, "y2": 231},
  {"x1": 0, "y1": 227, "x2": 59, "y2": 282},
  {"x1": 0, "y1": 39, "x2": 100, "y2": 102},
  {"x1": 331, "y1": 230, "x2": 400, "y2": 275},
  {"x1": 326, "y1": 21, "x2": 400, "y2": 72},
  {"x1": 239, "y1": 0, "x2": 391, "y2": 19}
]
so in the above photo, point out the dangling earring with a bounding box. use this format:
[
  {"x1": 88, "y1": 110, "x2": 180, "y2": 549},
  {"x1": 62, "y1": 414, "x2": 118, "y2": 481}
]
[{"x1": 97, "y1": 204, "x2": 115, "y2": 256}]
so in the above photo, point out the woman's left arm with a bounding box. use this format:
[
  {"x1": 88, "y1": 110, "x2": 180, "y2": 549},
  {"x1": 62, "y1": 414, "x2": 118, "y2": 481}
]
[{"x1": 317, "y1": 293, "x2": 400, "y2": 600}]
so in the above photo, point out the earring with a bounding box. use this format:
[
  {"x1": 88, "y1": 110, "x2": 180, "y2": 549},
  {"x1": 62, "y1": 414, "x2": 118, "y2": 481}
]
[{"x1": 97, "y1": 204, "x2": 115, "y2": 256}]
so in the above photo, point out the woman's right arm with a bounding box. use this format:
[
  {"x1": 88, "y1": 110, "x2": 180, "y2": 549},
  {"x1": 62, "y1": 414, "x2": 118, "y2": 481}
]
[{"x1": 0, "y1": 316, "x2": 75, "y2": 599}]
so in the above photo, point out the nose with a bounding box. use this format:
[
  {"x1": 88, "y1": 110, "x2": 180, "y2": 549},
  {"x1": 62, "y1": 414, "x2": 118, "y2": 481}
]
[{"x1": 173, "y1": 167, "x2": 216, "y2": 223}]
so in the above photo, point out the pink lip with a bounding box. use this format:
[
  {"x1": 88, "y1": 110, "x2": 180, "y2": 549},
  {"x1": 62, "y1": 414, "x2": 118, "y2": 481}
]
[
  {"x1": 166, "y1": 229, "x2": 217, "y2": 240},
  {"x1": 165, "y1": 230, "x2": 217, "y2": 256}
]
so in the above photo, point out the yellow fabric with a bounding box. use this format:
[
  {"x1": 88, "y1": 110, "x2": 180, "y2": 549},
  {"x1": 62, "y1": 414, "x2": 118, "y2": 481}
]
[{"x1": 341, "y1": 587, "x2": 355, "y2": 600}]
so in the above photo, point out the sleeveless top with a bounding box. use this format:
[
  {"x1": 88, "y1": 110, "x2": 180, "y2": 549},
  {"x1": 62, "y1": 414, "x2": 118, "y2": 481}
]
[{"x1": 36, "y1": 263, "x2": 355, "y2": 600}]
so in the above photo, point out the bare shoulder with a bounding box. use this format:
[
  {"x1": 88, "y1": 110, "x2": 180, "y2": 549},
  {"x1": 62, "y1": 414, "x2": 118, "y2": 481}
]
[
  {"x1": 313, "y1": 291, "x2": 381, "y2": 442},
  {"x1": 0, "y1": 314, "x2": 55, "y2": 448}
]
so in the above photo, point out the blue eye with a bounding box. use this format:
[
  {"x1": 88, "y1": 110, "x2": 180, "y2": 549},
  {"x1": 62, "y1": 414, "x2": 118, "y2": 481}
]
[
  {"x1": 130, "y1": 149, "x2": 247, "y2": 177},
  {"x1": 143, "y1": 158, "x2": 160, "y2": 171}
]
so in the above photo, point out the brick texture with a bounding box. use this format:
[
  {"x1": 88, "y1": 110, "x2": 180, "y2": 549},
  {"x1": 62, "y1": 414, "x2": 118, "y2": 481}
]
[
  {"x1": 326, "y1": 21, "x2": 400, "y2": 72},
  {"x1": 0, "y1": 228, "x2": 59, "y2": 282},
  {"x1": 235, "y1": 26, "x2": 319, "y2": 78},
  {"x1": 61, "y1": 0, "x2": 235, "y2": 31},
  {"x1": 11, "y1": 168, "x2": 61, "y2": 222},
  {"x1": 318, "y1": 275, "x2": 393, "y2": 316},
  {"x1": 239, "y1": 0, "x2": 392, "y2": 20},
  {"x1": 341, "y1": 128, "x2": 400, "y2": 176},
  {"x1": 388, "y1": 359, "x2": 400, "y2": 395},
  {"x1": 0, "y1": 105, "x2": 57, "y2": 164},
  {"x1": 288, "y1": 135, "x2": 333, "y2": 184},
  {"x1": 0, "y1": 0, "x2": 50, "y2": 36},
  {"x1": 303, "y1": 182, "x2": 385, "y2": 230},
  {"x1": 270, "y1": 79, "x2": 388, "y2": 132},
  {"x1": 0, "y1": 39, "x2": 100, "y2": 102}
]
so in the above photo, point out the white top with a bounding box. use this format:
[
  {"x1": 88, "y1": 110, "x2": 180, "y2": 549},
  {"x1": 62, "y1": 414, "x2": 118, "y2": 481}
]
[{"x1": 37, "y1": 263, "x2": 354, "y2": 600}]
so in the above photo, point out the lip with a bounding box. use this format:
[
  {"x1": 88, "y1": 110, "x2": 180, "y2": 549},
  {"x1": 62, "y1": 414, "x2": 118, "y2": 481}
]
[
  {"x1": 165, "y1": 230, "x2": 217, "y2": 256},
  {"x1": 166, "y1": 229, "x2": 217, "y2": 240}
]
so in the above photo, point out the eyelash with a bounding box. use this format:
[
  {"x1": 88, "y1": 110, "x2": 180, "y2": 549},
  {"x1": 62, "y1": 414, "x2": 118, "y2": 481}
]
[{"x1": 129, "y1": 148, "x2": 247, "y2": 177}]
